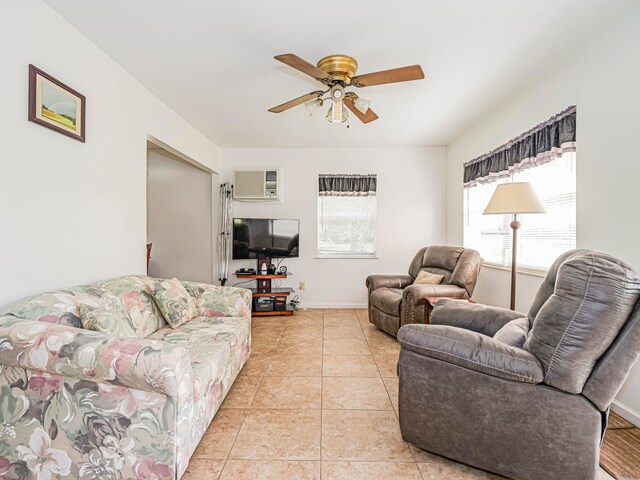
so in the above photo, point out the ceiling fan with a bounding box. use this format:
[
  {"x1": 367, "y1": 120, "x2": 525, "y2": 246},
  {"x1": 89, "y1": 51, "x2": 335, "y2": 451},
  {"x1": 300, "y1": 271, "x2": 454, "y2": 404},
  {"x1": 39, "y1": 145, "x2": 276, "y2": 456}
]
[{"x1": 268, "y1": 54, "x2": 425, "y2": 125}]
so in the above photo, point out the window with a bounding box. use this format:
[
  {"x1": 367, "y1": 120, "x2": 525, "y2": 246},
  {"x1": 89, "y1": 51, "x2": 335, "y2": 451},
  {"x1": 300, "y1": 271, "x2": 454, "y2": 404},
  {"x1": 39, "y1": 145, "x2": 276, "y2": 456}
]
[
  {"x1": 317, "y1": 174, "x2": 377, "y2": 257},
  {"x1": 464, "y1": 152, "x2": 576, "y2": 271}
]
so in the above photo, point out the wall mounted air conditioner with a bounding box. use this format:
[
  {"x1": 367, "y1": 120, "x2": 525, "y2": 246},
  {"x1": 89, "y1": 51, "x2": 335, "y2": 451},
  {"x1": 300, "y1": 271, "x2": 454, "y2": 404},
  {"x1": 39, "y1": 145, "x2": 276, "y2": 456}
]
[{"x1": 233, "y1": 169, "x2": 281, "y2": 201}]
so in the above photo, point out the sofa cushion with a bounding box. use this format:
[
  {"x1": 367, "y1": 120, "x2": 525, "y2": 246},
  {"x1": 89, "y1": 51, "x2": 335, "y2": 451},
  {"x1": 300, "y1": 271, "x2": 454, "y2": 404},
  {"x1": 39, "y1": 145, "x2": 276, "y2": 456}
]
[
  {"x1": 524, "y1": 252, "x2": 640, "y2": 393},
  {"x1": 146, "y1": 315, "x2": 251, "y2": 448},
  {"x1": 493, "y1": 317, "x2": 529, "y2": 348},
  {"x1": 414, "y1": 270, "x2": 444, "y2": 285},
  {"x1": 150, "y1": 278, "x2": 198, "y2": 328},
  {"x1": 182, "y1": 281, "x2": 252, "y2": 318},
  {"x1": 5, "y1": 285, "x2": 124, "y2": 329},
  {"x1": 98, "y1": 275, "x2": 167, "y2": 337},
  {"x1": 147, "y1": 316, "x2": 250, "y2": 391},
  {"x1": 78, "y1": 294, "x2": 137, "y2": 338},
  {"x1": 370, "y1": 287, "x2": 403, "y2": 316}
]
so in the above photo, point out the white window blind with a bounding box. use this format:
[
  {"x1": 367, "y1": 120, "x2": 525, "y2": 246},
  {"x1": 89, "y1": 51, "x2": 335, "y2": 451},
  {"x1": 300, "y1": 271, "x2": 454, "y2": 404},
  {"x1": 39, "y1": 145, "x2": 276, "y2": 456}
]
[
  {"x1": 317, "y1": 195, "x2": 377, "y2": 257},
  {"x1": 464, "y1": 152, "x2": 576, "y2": 271}
]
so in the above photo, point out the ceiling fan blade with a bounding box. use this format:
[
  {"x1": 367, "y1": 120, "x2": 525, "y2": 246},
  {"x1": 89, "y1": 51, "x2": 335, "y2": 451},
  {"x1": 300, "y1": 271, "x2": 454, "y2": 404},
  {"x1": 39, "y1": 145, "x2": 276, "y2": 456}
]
[
  {"x1": 351, "y1": 65, "x2": 425, "y2": 87},
  {"x1": 268, "y1": 91, "x2": 323, "y2": 113},
  {"x1": 344, "y1": 95, "x2": 379, "y2": 124},
  {"x1": 274, "y1": 54, "x2": 330, "y2": 80}
]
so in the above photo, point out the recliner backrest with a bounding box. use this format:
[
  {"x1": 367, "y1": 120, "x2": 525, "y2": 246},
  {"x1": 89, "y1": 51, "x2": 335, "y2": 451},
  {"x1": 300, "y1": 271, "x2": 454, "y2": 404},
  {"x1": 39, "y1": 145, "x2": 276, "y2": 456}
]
[
  {"x1": 407, "y1": 245, "x2": 481, "y2": 295},
  {"x1": 524, "y1": 250, "x2": 640, "y2": 394},
  {"x1": 450, "y1": 248, "x2": 483, "y2": 296},
  {"x1": 582, "y1": 299, "x2": 640, "y2": 411},
  {"x1": 408, "y1": 246, "x2": 459, "y2": 284},
  {"x1": 526, "y1": 249, "x2": 589, "y2": 328}
]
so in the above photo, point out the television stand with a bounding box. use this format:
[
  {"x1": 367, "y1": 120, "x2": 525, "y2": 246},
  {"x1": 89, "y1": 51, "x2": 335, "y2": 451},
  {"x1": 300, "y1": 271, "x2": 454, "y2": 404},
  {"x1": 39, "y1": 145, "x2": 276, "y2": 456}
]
[{"x1": 235, "y1": 258, "x2": 294, "y2": 316}]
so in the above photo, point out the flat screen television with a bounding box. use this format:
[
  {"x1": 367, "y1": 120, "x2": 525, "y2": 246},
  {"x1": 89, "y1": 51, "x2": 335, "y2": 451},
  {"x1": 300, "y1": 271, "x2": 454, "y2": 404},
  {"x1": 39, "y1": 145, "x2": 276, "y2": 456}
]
[{"x1": 232, "y1": 218, "x2": 299, "y2": 259}]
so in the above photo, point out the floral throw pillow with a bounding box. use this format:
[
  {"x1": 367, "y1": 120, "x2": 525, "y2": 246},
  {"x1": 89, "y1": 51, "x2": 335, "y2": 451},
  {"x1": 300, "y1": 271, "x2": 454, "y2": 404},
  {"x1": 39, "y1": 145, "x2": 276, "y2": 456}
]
[
  {"x1": 150, "y1": 278, "x2": 198, "y2": 328},
  {"x1": 78, "y1": 295, "x2": 137, "y2": 338}
]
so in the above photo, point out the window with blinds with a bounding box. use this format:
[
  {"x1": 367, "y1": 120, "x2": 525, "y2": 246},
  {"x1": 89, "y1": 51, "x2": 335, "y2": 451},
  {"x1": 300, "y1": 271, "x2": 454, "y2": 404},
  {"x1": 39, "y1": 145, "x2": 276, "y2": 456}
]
[
  {"x1": 464, "y1": 152, "x2": 576, "y2": 271},
  {"x1": 317, "y1": 195, "x2": 377, "y2": 257}
]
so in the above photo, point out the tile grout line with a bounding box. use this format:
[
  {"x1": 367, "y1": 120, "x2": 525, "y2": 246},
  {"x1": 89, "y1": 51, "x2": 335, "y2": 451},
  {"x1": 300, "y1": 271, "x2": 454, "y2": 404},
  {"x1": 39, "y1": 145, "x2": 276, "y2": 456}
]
[
  {"x1": 360, "y1": 313, "x2": 392, "y2": 394},
  {"x1": 217, "y1": 311, "x2": 428, "y2": 477},
  {"x1": 360, "y1": 311, "x2": 418, "y2": 469},
  {"x1": 217, "y1": 318, "x2": 287, "y2": 478}
]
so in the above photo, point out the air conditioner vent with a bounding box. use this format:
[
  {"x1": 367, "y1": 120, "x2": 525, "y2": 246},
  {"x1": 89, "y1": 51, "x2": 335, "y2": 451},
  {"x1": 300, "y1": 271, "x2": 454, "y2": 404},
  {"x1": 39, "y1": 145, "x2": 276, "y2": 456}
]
[{"x1": 233, "y1": 169, "x2": 281, "y2": 201}]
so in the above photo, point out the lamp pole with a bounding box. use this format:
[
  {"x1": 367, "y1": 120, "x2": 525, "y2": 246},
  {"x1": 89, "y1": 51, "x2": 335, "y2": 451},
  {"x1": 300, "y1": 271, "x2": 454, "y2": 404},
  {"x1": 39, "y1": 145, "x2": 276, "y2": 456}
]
[
  {"x1": 509, "y1": 214, "x2": 521, "y2": 310},
  {"x1": 483, "y1": 182, "x2": 545, "y2": 312}
]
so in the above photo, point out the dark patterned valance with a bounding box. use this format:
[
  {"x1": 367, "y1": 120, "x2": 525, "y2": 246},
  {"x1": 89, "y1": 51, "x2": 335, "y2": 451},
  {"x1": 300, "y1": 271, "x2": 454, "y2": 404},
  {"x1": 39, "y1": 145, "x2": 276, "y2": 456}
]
[
  {"x1": 463, "y1": 106, "x2": 576, "y2": 188},
  {"x1": 318, "y1": 174, "x2": 377, "y2": 197}
]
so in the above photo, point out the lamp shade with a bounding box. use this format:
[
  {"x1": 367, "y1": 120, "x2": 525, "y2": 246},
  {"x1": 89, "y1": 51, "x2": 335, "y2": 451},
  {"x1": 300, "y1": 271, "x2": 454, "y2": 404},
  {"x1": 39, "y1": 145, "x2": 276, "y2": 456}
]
[{"x1": 483, "y1": 182, "x2": 546, "y2": 215}]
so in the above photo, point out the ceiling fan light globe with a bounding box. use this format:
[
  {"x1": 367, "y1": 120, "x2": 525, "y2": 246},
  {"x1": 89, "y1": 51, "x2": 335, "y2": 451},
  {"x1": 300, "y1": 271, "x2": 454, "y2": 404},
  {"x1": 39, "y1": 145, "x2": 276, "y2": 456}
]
[
  {"x1": 304, "y1": 98, "x2": 323, "y2": 115},
  {"x1": 354, "y1": 97, "x2": 371, "y2": 114}
]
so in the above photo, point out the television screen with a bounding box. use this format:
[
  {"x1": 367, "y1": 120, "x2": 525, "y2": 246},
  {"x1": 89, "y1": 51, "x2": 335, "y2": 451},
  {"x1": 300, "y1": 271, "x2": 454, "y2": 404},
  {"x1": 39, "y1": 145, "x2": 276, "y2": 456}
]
[{"x1": 232, "y1": 218, "x2": 299, "y2": 259}]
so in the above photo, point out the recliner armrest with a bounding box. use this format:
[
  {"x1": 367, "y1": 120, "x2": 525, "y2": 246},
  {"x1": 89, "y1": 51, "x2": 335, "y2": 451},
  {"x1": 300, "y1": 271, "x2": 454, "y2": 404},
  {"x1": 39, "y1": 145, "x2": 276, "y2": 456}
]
[
  {"x1": 430, "y1": 298, "x2": 527, "y2": 336},
  {"x1": 402, "y1": 284, "x2": 469, "y2": 304},
  {"x1": 399, "y1": 284, "x2": 469, "y2": 327},
  {"x1": 366, "y1": 274, "x2": 413, "y2": 291},
  {"x1": 398, "y1": 324, "x2": 543, "y2": 384}
]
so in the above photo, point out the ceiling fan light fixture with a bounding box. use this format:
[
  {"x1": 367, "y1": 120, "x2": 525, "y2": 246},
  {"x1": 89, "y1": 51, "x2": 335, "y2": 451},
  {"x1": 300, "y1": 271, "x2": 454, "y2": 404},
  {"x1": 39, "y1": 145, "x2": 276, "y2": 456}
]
[
  {"x1": 354, "y1": 97, "x2": 371, "y2": 114},
  {"x1": 330, "y1": 85, "x2": 345, "y2": 101},
  {"x1": 269, "y1": 53, "x2": 425, "y2": 125},
  {"x1": 326, "y1": 100, "x2": 348, "y2": 124},
  {"x1": 304, "y1": 97, "x2": 323, "y2": 115}
]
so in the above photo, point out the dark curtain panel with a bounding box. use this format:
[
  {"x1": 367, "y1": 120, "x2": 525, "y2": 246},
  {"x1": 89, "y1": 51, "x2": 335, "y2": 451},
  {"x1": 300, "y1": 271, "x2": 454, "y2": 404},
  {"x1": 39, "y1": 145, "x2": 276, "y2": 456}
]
[
  {"x1": 463, "y1": 106, "x2": 576, "y2": 188},
  {"x1": 318, "y1": 174, "x2": 377, "y2": 196}
]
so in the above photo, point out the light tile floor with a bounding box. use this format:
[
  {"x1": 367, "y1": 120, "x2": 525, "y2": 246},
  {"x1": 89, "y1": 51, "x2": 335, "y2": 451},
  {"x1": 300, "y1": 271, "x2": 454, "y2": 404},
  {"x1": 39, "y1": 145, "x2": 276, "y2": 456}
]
[{"x1": 183, "y1": 308, "x2": 615, "y2": 480}]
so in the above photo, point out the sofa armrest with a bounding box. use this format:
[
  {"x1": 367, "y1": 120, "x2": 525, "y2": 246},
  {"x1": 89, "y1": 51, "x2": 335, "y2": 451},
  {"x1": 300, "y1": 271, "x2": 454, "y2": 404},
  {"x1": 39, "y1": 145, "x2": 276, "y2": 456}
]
[
  {"x1": 430, "y1": 298, "x2": 527, "y2": 337},
  {"x1": 398, "y1": 324, "x2": 543, "y2": 384},
  {"x1": 366, "y1": 274, "x2": 414, "y2": 292},
  {"x1": 0, "y1": 315, "x2": 191, "y2": 397},
  {"x1": 182, "y1": 281, "x2": 252, "y2": 318}
]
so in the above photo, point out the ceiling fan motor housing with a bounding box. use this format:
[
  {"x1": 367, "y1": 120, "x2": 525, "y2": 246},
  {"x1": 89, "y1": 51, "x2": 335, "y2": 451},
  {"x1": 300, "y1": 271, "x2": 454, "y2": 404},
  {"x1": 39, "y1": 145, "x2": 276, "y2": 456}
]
[{"x1": 317, "y1": 54, "x2": 358, "y2": 83}]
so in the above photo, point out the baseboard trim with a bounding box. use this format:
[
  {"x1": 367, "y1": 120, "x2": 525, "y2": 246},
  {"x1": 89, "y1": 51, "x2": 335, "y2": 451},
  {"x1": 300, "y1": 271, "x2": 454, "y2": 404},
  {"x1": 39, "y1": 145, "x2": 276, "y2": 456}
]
[
  {"x1": 612, "y1": 400, "x2": 640, "y2": 427},
  {"x1": 299, "y1": 304, "x2": 368, "y2": 309}
]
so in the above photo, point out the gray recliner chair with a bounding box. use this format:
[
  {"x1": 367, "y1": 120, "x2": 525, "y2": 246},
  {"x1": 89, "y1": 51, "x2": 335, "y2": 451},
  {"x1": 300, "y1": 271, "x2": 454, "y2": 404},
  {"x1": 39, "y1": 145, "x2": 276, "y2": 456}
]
[
  {"x1": 366, "y1": 245, "x2": 482, "y2": 337},
  {"x1": 397, "y1": 249, "x2": 640, "y2": 480}
]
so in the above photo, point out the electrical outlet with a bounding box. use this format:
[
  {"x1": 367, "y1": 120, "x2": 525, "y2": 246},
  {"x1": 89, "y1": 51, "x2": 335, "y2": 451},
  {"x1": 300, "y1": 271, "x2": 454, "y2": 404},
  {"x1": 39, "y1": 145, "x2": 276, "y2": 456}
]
[{"x1": 298, "y1": 281, "x2": 305, "y2": 291}]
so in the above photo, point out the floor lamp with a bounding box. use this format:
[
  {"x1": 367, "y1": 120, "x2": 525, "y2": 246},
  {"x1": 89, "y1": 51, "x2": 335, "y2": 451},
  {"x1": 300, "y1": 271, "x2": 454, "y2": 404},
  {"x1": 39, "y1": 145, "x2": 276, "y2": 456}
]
[{"x1": 483, "y1": 182, "x2": 545, "y2": 310}]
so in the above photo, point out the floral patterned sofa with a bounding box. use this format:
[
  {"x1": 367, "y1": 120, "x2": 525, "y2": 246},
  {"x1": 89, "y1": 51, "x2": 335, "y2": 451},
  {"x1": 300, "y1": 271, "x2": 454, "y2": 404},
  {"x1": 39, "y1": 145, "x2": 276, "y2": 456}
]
[{"x1": 0, "y1": 275, "x2": 251, "y2": 480}]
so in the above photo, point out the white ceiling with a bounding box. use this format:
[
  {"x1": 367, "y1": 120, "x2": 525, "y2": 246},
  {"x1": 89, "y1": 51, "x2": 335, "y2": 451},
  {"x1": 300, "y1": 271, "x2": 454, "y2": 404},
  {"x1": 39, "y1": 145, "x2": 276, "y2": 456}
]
[{"x1": 45, "y1": 0, "x2": 634, "y2": 148}]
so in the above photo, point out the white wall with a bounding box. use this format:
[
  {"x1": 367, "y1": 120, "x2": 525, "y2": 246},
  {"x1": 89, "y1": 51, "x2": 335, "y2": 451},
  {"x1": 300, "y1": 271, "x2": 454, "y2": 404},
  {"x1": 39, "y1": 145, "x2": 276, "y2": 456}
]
[
  {"x1": 222, "y1": 147, "x2": 446, "y2": 308},
  {"x1": 445, "y1": 4, "x2": 640, "y2": 423},
  {"x1": 0, "y1": 1, "x2": 221, "y2": 308},
  {"x1": 147, "y1": 149, "x2": 214, "y2": 284}
]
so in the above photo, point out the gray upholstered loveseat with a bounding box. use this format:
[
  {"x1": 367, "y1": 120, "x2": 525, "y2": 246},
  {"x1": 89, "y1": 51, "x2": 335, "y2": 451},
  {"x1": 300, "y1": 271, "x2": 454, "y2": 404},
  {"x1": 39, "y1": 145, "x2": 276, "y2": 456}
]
[
  {"x1": 397, "y1": 249, "x2": 640, "y2": 480},
  {"x1": 366, "y1": 245, "x2": 482, "y2": 336}
]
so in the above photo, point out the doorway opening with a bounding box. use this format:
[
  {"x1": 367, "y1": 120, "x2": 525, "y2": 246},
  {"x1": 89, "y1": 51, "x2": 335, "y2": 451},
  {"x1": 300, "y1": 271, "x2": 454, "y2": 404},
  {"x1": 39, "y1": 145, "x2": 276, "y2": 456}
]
[{"x1": 146, "y1": 139, "x2": 215, "y2": 283}]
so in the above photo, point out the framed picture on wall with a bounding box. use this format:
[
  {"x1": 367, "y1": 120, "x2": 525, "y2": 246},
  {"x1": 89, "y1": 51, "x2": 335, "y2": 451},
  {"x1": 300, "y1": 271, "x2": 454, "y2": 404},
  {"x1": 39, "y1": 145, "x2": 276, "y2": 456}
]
[{"x1": 28, "y1": 64, "x2": 86, "y2": 142}]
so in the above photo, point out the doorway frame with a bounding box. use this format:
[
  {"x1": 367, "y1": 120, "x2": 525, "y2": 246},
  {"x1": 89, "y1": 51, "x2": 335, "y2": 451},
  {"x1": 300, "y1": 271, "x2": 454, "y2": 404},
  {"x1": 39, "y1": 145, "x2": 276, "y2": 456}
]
[{"x1": 146, "y1": 134, "x2": 218, "y2": 283}]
